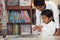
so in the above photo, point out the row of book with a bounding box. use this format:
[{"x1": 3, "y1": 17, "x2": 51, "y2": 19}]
[
  {"x1": 7, "y1": 10, "x2": 30, "y2": 23},
  {"x1": 7, "y1": 24, "x2": 20, "y2": 35},
  {"x1": 6, "y1": 0, "x2": 31, "y2": 6},
  {"x1": 7, "y1": 24, "x2": 30, "y2": 35}
]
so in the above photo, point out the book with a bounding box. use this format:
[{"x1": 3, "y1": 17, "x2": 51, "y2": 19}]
[
  {"x1": 7, "y1": 25, "x2": 13, "y2": 35},
  {"x1": 6, "y1": 11, "x2": 8, "y2": 23},
  {"x1": 13, "y1": 24, "x2": 19, "y2": 35},
  {"x1": 8, "y1": 11, "x2": 12, "y2": 23},
  {"x1": 6, "y1": 0, "x2": 19, "y2": 6},
  {"x1": 12, "y1": 11, "x2": 16, "y2": 23},
  {"x1": 24, "y1": 11, "x2": 30, "y2": 22},
  {"x1": 21, "y1": 24, "x2": 30, "y2": 35},
  {"x1": 19, "y1": 0, "x2": 31, "y2": 6},
  {"x1": 21, "y1": 10, "x2": 30, "y2": 23},
  {"x1": 18, "y1": 25, "x2": 21, "y2": 35}
]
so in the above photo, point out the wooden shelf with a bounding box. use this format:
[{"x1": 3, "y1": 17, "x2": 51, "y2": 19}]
[
  {"x1": 7, "y1": 22, "x2": 32, "y2": 24},
  {"x1": 6, "y1": 6, "x2": 31, "y2": 10}
]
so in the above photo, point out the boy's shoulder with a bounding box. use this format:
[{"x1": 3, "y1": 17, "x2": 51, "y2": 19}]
[
  {"x1": 48, "y1": 21, "x2": 55, "y2": 25},
  {"x1": 41, "y1": 21, "x2": 55, "y2": 27}
]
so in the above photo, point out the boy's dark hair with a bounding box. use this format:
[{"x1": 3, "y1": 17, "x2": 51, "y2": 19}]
[
  {"x1": 34, "y1": 0, "x2": 45, "y2": 6},
  {"x1": 41, "y1": 9, "x2": 53, "y2": 18}
]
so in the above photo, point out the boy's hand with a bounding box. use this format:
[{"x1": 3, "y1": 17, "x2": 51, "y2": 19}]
[
  {"x1": 38, "y1": 25, "x2": 43, "y2": 32},
  {"x1": 32, "y1": 25, "x2": 38, "y2": 31}
]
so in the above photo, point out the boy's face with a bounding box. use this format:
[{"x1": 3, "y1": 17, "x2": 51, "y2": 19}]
[
  {"x1": 36, "y1": 6, "x2": 44, "y2": 11},
  {"x1": 41, "y1": 15, "x2": 52, "y2": 24},
  {"x1": 35, "y1": 4, "x2": 46, "y2": 11}
]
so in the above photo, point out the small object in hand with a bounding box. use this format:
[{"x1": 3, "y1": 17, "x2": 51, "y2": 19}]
[
  {"x1": 38, "y1": 25, "x2": 43, "y2": 32},
  {"x1": 32, "y1": 25, "x2": 38, "y2": 31}
]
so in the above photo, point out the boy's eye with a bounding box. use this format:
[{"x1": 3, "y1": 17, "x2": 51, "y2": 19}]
[{"x1": 43, "y1": 18, "x2": 46, "y2": 19}]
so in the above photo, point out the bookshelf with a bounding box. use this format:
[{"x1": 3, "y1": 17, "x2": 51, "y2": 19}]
[
  {"x1": 6, "y1": 6, "x2": 31, "y2": 10},
  {"x1": 5, "y1": 0, "x2": 32, "y2": 35}
]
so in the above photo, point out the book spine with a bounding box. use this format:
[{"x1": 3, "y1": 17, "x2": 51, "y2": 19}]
[
  {"x1": 16, "y1": 11, "x2": 19, "y2": 23},
  {"x1": 21, "y1": 11, "x2": 25, "y2": 23},
  {"x1": 22, "y1": 10, "x2": 30, "y2": 23},
  {"x1": 18, "y1": 25, "x2": 21, "y2": 35},
  {"x1": 11, "y1": 11, "x2": 14, "y2": 23},
  {"x1": 25, "y1": 11, "x2": 30, "y2": 22},
  {"x1": 7, "y1": 25, "x2": 11, "y2": 35},
  {"x1": 13, "y1": 24, "x2": 18, "y2": 35},
  {"x1": 9, "y1": 11, "x2": 12, "y2": 23}
]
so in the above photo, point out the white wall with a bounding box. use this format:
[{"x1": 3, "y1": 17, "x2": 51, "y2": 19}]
[{"x1": 46, "y1": 0, "x2": 60, "y2": 5}]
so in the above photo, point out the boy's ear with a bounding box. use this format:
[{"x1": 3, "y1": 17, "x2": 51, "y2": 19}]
[{"x1": 50, "y1": 17, "x2": 53, "y2": 20}]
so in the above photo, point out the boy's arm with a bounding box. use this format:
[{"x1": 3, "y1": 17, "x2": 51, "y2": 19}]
[{"x1": 54, "y1": 28, "x2": 60, "y2": 36}]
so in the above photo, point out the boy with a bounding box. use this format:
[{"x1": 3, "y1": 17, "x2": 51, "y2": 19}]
[
  {"x1": 32, "y1": 0, "x2": 60, "y2": 36},
  {"x1": 33, "y1": 9, "x2": 58, "y2": 36}
]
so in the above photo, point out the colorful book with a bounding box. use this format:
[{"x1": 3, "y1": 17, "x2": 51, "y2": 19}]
[
  {"x1": 24, "y1": 11, "x2": 30, "y2": 22},
  {"x1": 21, "y1": 10, "x2": 30, "y2": 23},
  {"x1": 8, "y1": 11, "x2": 13, "y2": 23},
  {"x1": 6, "y1": 11, "x2": 8, "y2": 23},
  {"x1": 13, "y1": 24, "x2": 19, "y2": 35}
]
